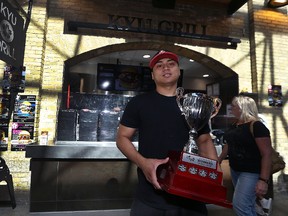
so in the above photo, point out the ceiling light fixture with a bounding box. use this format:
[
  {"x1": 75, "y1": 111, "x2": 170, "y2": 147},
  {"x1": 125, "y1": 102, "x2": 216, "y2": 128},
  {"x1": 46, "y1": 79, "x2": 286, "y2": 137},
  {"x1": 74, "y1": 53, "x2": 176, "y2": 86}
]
[
  {"x1": 267, "y1": 0, "x2": 288, "y2": 8},
  {"x1": 143, "y1": 54, "x2": 150, "y2": 59},
  {"x1": 203, "y1": 74, "x2": 210, "y2": 78}
]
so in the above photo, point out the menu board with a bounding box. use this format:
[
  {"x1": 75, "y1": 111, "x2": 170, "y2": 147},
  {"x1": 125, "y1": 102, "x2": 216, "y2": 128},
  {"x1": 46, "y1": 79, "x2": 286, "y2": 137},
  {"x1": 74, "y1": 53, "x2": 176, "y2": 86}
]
[
  {"x1": 268, "y1": 85, "x2": 282, "y2": 107},
  {"x1": 97, "y1": 63, "x2": 155, "y2": 92},
  {"x1": 115, "y1": 65, "x2": 142, "y2": 91},
  {"x1": 12, "y1": 95, "x2": 36, "y2": 122},
  {"x1": 0, "y1": 122, "x2": 8, "y2": 151},
  {"x1": 2, "y1": 65, "x2": 26, "y2": 92},
  {"x1": 11, "y1": 122, "x2": 35, "y2": 150},
  {"x1": 0, "y1": 94, "x2": 10, "y2": 151},
  {"x1": 11, "y1": 95, "x2": 36, "y2": 151}
]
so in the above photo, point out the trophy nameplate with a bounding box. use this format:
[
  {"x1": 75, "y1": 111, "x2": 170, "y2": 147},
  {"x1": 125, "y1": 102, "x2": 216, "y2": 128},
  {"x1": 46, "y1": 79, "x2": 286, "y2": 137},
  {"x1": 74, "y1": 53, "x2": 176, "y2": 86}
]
[{"x1": 157, "y1": 88, "x2": 232, "y2": 208}]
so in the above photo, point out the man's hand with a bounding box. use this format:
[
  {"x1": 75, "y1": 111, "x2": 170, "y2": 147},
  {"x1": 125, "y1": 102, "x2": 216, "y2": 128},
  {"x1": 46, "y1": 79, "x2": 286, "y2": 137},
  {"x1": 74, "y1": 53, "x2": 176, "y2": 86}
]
[{"x1": 139, "y1": 157, "x2": 169, "y2": 190}]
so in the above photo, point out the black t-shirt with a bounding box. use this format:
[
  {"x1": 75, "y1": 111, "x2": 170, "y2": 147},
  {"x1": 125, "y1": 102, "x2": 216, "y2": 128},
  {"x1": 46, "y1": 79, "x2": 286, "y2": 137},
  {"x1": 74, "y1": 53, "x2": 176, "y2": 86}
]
[
  {"x1": 223, "y1": 121, "x2": 270, "y2": 173},
  {"x1": 120, "y1": 91, "x2": 210, "y2": 211}
]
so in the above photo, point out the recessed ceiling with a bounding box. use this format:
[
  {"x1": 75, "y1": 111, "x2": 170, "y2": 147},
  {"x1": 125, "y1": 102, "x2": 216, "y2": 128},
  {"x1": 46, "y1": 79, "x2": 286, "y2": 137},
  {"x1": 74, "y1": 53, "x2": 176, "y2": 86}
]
[{"x1": 70, "y1": 50, "x2": 220, "y2": 79}]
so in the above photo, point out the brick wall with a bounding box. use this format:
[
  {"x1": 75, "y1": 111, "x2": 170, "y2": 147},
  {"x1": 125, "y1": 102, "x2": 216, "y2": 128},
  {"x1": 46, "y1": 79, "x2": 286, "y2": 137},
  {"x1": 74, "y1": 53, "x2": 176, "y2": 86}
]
[
  {"x1": 0, "y1": 0, "x2": 287, "y2": 192},
  {"x1": 248, "y1": 1, "x2": 288, "y2": 188}
]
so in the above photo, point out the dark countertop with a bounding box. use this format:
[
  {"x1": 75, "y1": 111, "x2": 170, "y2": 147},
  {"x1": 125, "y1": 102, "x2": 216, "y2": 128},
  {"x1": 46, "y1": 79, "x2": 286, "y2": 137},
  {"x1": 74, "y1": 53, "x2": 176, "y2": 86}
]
[{"x1": 25, "y1": 141, "x2": 137, "y2": 159}]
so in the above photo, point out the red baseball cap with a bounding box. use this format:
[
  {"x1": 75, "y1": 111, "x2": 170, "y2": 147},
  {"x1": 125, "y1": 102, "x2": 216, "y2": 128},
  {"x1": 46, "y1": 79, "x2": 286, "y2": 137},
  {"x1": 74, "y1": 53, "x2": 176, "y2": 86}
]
[{"x1": 149, "y1": 50, "x2": 179, "y2": 69}]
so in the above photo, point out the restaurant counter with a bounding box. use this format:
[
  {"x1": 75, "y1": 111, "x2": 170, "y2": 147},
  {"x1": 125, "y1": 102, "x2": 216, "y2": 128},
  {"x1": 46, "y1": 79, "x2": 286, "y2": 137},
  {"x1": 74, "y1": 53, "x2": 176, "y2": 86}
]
[
  {"x1": 25, "y1": 142, "x2": 235, "y2": 213},
  {"x1": 25, "y1": 141, "x2": 134, "y2": 159},
  {"x1": 25, "y1": 142, "x2": 138, "y2": 212}
]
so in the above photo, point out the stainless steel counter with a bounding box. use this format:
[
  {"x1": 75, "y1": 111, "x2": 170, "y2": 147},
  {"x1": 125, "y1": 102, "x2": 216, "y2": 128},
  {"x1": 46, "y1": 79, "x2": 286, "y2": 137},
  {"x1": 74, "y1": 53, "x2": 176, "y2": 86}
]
[
  {"x1": 25, "y1": 141, "x2": 138, "y2": 212},
  {"x1": 25, "y1": 141, "x2": 138, "y2": 159}
]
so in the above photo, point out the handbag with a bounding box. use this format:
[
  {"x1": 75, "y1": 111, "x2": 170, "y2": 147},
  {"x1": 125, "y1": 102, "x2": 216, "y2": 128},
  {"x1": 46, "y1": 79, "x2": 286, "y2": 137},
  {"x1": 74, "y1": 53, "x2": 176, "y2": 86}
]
[{"x1": 250, "y1": 121, "x2": 286, "y2": 174}]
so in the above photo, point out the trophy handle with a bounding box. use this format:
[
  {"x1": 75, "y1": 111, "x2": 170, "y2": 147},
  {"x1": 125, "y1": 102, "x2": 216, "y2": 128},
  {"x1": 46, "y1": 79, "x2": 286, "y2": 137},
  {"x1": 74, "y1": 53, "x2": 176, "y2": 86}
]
[
  {"x1": 211, "y1": 97, "x2": 222, "y2": 119},
  {"x1": 176, "y1": 87, "x2": 185, "y2": 113}
]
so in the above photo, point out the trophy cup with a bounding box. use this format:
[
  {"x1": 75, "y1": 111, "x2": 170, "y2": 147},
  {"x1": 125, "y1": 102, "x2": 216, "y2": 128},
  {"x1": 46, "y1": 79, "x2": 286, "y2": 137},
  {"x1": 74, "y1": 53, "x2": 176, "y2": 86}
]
[{"x1": 157, "y1": 87, "x2": 232, "y2": 208}]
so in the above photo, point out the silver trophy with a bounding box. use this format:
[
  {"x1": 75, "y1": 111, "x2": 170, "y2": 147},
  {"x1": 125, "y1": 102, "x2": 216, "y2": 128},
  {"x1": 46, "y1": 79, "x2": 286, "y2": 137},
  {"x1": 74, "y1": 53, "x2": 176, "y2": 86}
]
[
  {"x1": 157, "y1": 88, "x2": 231, "y2": 208},
  {"x1": 176, "y1": 87, "x2": 222, "y2": 154}
]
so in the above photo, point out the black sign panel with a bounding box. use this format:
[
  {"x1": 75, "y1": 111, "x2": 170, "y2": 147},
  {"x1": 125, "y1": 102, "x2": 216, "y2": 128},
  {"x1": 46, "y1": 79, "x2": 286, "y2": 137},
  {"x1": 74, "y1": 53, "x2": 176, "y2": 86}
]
[{"x1": 0, "y1": 0, "x2": 25, "y2": 67}]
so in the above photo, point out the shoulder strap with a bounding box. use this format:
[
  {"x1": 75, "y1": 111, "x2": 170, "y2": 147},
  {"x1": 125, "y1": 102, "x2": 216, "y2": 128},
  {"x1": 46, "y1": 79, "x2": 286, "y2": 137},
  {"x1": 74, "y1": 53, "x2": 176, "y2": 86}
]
[{"x1": 249, "y1": 120, "x2": 256, "y2": 137}]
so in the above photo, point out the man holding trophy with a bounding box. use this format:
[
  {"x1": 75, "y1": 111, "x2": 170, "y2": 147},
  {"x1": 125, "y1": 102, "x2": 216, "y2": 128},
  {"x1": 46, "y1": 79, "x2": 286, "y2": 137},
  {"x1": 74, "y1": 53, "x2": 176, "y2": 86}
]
[{"x1": 116, "y1": 50, "x2": 224, "y2": 216}]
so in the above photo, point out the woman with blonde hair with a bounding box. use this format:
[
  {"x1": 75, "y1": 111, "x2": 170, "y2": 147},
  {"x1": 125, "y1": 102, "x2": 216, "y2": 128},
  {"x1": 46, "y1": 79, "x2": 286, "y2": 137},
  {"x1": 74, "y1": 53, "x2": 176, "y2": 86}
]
[{"x1": 218, "y1": 95, "x2": 272, "y2": 216}]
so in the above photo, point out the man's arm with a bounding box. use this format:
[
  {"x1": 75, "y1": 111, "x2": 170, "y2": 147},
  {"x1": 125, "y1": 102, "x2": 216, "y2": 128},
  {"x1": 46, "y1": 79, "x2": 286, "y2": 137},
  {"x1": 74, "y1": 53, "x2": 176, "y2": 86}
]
[
  {"x1": 116, "y1": 124, "x2": 169, "y2": 189},
  {"x1": 116, "y1": 124, "x2": 143, "y2": 167}
]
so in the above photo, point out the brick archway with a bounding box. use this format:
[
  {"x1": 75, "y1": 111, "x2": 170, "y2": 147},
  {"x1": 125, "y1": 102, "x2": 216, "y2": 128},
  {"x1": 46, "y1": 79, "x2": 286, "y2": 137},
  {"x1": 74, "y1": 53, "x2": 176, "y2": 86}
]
[{"x1": 65, "y1": 41, "x2": 238, "y2": 79}]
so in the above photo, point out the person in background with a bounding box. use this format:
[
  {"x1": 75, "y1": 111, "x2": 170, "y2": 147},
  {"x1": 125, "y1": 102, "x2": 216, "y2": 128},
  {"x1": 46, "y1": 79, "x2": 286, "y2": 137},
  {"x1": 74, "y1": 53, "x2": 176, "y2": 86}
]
[
  {"x1": 116, "y1": 50, "x2": 219, "y2": 216},
  {"x1": 218, "y1": 95, "x2": 272, "y2": 216}
]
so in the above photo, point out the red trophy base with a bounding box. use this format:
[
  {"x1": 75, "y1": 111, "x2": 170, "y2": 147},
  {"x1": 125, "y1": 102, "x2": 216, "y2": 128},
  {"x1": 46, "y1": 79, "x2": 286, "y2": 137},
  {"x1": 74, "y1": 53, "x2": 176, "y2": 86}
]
[{"x1": 157, "y1": 151, "x2": 232, "y2": 208}]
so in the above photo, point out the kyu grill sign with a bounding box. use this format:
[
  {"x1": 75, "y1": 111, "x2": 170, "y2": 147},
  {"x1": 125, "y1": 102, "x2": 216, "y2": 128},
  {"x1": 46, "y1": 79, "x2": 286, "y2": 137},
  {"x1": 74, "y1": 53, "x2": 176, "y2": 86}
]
[{"x1": 0, "y1": 0, "x2": 25, "y2": 67}]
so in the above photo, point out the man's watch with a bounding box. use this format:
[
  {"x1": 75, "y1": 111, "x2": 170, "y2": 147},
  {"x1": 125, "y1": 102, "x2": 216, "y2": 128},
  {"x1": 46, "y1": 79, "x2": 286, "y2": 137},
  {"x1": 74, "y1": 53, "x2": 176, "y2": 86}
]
[{"x1": 259, "y1": 177, "x2": 270, "y2": 184}]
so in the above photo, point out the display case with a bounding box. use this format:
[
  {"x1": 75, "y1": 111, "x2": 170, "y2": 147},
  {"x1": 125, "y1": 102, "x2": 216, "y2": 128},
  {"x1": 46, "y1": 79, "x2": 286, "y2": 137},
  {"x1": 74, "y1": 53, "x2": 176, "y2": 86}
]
[{"x1": 57, "y1": 92, "x2": 134, "y2": 143}]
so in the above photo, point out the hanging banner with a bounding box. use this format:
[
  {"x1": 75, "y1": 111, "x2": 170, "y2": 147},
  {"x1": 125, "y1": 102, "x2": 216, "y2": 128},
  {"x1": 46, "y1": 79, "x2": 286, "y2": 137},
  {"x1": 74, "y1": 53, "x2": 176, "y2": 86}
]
[{"x1": 0, "y1": 0, "x2": 25, "y2": 67}]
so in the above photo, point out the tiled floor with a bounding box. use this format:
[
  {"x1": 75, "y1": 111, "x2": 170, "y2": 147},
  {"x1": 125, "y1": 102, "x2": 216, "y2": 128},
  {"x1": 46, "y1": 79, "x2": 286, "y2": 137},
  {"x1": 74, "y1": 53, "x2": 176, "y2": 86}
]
[{"x1": 0, "y1": 190, "x2": 287, "y2": 215}]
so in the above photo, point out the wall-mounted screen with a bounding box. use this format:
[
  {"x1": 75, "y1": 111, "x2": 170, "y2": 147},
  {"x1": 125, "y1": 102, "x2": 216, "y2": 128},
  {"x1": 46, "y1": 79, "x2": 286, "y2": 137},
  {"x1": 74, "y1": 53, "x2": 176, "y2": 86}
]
[
  {"x1": 97, "y1": 63, "x2": 183, "y2": 92},
  {"x1": 68, "y1": 63, "x2": 183, "y2": 93},
  {"x1": 97, "y1": 63, "x2": 155, "y2": 92}
]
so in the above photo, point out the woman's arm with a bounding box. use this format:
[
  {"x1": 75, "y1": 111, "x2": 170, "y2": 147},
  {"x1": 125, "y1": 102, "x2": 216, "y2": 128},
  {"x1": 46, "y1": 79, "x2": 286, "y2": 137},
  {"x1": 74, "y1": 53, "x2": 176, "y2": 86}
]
[
  {"x1": 218, "y1": 144, "x2": 228, "y2": 164},
  {"x1": 197, "y1": 133, "x2": 218, "y2": 161},
  {"x1": 255, "y1": 137, "x2": 272, "y2": 181},
  {"x1": 255, "y1": 137, "x2": 272, "y2": 198}
]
